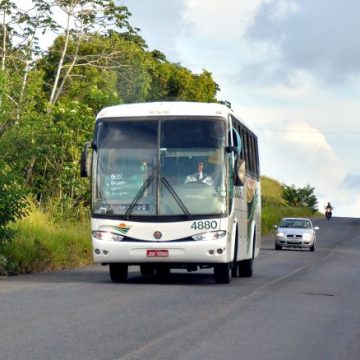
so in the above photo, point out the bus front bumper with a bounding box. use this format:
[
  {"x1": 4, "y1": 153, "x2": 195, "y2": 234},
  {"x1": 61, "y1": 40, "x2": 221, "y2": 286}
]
[{"x1": 92, "y1": 238, "x2": 230, "y2": 264}]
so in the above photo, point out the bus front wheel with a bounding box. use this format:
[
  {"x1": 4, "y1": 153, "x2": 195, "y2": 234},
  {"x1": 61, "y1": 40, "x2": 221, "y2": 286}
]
[
  {"x1": 109, "y1": 263, "x2": 128, "y2": 283},
  {"x1": 238, "y1": 259, "x2": 253, "y2": 277},
  {"x1": 214, "y1": 263, "x2": 231, "y2": 284}
]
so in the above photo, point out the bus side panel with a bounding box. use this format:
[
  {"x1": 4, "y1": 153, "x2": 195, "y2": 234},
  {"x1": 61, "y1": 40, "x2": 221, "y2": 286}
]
[
  {"x1": 246, "y1": 176, "x2": 261, "y2": 259},
  {"x1": 233, "y1": 176, "x2": 261, "y2": 261}
]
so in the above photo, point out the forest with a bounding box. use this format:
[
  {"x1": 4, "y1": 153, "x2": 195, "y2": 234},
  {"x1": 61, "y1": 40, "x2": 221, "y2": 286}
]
[{"x1": 0, "y1": 0, "x2": 220, "y2": 242}]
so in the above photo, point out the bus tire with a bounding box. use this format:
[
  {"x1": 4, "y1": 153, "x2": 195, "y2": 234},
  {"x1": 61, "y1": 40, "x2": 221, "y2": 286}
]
[
  {"x1": 231, "y1": 263, "x2": 238, "y2": 277},
  {"x1": 109, "y1": 263, "x2": 128, "y2": 283},
  {"x1": 231, "y1": 230, "x2": 239, "y2": 277},
  {"x1": 214, "y1": 263, "x2": 231, "y2": 284},
  {"x1": 238, "y1": 259, "x2": 253, "y2": 278}
]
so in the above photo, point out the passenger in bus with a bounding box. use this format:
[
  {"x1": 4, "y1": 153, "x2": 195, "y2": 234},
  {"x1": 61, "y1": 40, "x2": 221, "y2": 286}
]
[{"x1": 184, "y1": 161, "x2": 214, "y2": 186}]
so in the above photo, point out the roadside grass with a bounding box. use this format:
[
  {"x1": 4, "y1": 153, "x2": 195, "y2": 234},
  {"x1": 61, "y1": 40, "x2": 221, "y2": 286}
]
[{"x1": 0, "y1": 206, "x2": 92, "y2": 275}]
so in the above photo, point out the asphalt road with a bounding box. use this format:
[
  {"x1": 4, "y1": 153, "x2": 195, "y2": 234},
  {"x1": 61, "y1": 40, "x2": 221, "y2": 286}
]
[{"x1": 1, "y1": 217, "x2": 360, "y2": 360}]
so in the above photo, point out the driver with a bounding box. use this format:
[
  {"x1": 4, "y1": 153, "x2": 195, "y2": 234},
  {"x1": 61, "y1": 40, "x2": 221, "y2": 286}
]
[
  {"x1": 325, "y1": 202, "x2": 333, "y2": 210},
  {"x1": 184, "y1": 161, "x2": 214, "y2": 186}
]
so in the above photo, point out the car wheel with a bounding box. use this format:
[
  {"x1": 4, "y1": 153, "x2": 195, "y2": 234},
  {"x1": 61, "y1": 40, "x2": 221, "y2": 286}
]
[
  {"x1": 310, "y1": 244, "x2": 315, "y2": 252},
  {"x1": 275, "y1": 244, "x2": 282, "y2": 250}
]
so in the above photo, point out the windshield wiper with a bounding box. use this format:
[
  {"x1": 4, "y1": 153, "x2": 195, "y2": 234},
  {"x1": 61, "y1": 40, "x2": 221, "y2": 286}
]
[
  {"x1": 125, "y1": 175, "x2": 154, "y2": 219},
  {"x1": 161, "y1": 177, "x2": 191, "y2": 218}
]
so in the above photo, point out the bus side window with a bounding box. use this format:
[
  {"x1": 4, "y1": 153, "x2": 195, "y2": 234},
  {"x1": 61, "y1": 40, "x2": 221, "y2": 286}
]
[{"x1": 232, "y1": 128, "x2": 241, "y2": 156}]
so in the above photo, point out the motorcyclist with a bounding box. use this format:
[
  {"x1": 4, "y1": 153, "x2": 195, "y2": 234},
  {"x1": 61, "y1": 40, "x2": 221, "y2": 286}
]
[{"x1": 325, "y1": 202, "x2": 333, "y2": 219}]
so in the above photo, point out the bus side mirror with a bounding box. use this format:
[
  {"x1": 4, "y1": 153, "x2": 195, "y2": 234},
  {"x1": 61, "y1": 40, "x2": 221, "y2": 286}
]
[
  {"x1": 225, "y1": 146, "x2": 245, "y2": 186},
  {"x1": 234, "y1": 159, "x2": 245, "y2": 186},
  {"x1": 80, "y1": 141, "x2": 93, "y2": 177},
  {"x1": 225, "y1": 145, "x2": 237, "y2": 154}
]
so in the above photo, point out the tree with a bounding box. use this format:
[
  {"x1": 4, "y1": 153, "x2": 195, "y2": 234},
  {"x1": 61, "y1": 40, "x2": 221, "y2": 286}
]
[
  {"x1": 0, "y1": 0, "x2": 17, "y2": 72},
  {"x1": 0, "y1": 0, "x2": 56, "y2": 134},
  {"x1": 281, "y1": 184, "x2": 318, "y2": 212},
  {"x1": 146, "y1": 59, "x2": 218, "y2": 102},
  {"x1": 0, "y1": 159, "x2": 28, "y2": 243},
  {"x1": 46, "y1": 0, "x2": 135, "y2": 112}
]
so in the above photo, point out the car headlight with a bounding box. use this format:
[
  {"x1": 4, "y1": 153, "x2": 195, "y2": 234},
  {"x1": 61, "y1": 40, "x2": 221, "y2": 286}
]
[
  {"x1": 303, "y1": 233, "x2": 313, "y2": 241},
  {"x1": 276, "y1": 232, "x2": 286, "y2": 238},
  {"x1": 192, "y1": 230, "x2": 226, "y2": 241},
  {"x1": 92, "y1": 231, "x2": 124, "y2": 242}
]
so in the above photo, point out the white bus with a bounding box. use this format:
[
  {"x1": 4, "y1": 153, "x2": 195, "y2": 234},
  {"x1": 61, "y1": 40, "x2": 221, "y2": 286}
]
[{"x1": 81, "y1": 102, "x2": 261, "y2": 283}]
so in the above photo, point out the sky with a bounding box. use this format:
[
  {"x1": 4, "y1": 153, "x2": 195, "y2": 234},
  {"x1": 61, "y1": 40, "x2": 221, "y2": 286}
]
[{"x1": 121, "y1": 0, "x2": 360, "y2": 217}]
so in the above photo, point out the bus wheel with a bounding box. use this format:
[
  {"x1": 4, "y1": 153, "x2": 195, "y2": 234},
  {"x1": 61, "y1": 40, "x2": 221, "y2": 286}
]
[
  {"x1": 140, "y1": 264, "x2": 156, "y2": 277},
  {"x1": 109, "y1": 263, "x2": 128, "y2": 283},
  {"x1": 231, "y1": 263, "x2": 238, "y2": 277},
  {"x1": 214, "y1": 263, "x2": 231, "y2": 284},
  {"x1": 238, "y1": 259, "x2": 253, "y2": 278}
]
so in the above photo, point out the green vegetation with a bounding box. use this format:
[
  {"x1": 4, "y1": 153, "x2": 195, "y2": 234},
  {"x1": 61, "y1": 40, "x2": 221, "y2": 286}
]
[
  {"x1": 0, "y1": 205, "x2": 91, "y2": 276},
  {"x1": 261, "y1": 176, "x2": 321, "y2": 234},
  {"x1": 281, "y1": 184, "x2": 318, "y2": 212}
]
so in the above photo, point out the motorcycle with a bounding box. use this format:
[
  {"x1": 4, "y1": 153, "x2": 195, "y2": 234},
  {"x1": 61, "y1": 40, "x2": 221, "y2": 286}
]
[{"x1": 325, "y1": 208, "x2": 332, "y2": 220}]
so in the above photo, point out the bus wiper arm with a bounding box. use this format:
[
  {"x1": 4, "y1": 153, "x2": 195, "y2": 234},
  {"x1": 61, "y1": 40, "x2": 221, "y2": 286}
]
[
  {"x1": 161, "y1": 177, "x2": 191, "y2": 218},
  {"x1": 125, "y1": 175, "x2": 154, "y2": 219}
]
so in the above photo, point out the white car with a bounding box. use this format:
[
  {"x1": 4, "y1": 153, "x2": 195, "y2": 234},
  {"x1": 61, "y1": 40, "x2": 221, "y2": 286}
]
[{"x1": 274, "y1": 217, "x2": 319, "y2": 251}]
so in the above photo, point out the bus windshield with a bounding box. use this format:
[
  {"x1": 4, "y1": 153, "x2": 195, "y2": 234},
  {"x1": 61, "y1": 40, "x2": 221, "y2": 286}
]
[{"x1": 92, "y1": 117, "x2": 227, "y2": 218}]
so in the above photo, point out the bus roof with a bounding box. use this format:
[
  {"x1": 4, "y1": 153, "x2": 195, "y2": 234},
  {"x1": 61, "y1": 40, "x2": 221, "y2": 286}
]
[{"x1": 96, "y1": 101, "x2": 235, "y2": 120}]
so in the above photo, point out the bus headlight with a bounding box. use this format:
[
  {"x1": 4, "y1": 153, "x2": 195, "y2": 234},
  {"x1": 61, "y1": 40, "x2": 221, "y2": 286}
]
[
  {"x1": 92, "y1": 231, "x2": 124, "y2": 242},
  {"x1": 192, "y1": 230, "x2": 226, "y2": 241}
]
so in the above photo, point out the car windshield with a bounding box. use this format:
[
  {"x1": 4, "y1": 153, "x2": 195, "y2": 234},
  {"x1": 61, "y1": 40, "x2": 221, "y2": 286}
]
[
  {"x1": 280, "y1": 220, "x2": 311, "y2": 229},
  {"x1": 91, "y1": 117, "x2": 228, "y2": 218}
]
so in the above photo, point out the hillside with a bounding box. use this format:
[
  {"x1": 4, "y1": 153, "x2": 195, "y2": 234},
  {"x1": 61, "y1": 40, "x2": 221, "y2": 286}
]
[{"x1": 261, "y1": 176, "x2": 320, "y2": 234}]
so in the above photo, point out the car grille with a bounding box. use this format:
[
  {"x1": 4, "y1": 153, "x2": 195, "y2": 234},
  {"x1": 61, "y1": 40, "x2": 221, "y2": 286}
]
[{"x1": 286, "y1": 234, "x2": 303, "y2": 239}]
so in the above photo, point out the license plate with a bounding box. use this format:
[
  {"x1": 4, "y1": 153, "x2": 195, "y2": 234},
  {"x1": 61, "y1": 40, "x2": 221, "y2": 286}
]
[{"x1": 146, "y1": 249, "x2": 169, "y2": 257}]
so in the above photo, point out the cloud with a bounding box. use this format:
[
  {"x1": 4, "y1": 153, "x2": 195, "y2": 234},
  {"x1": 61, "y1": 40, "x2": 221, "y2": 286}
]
[
  {"x1": 258, "y1": 122, "x2": 349, "y2": 214},
  {"x1": 183, "y1": 0, "x2": 262, "y2": 39},
  {"x1": 124, "y1": 0, "x2": 190, "y2": 60},
  {"x1": 257, "y1": 119, "x2": 345, "y2": 201},
  {"x1": 282, "y1": 121, "x2": 332, "y2": 151},
  {"x1": 341, "y1": 171, "x2": 360, "y2": 190},
  {"x1": 244, "y1": 0, "x2": 360, "y2": 85}
]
